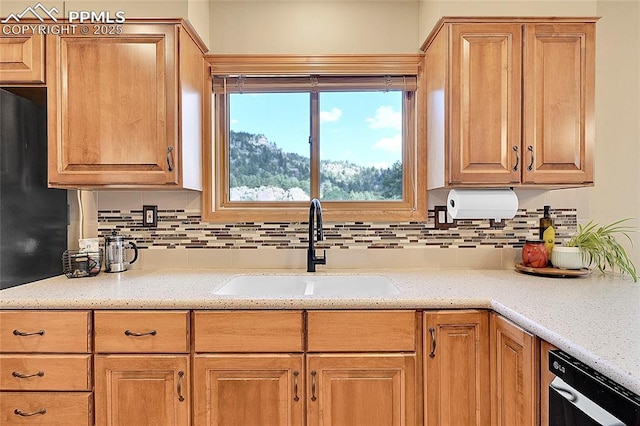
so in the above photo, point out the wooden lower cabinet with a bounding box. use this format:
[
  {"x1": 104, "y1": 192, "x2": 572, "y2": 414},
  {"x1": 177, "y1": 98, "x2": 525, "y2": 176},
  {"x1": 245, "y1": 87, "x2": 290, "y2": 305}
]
[
  {"x1": 0, "y1": 310, "x2": 92, "y2": 425},
  {"x1": 423, "y1": 310, "x2": 490, "y2": 426},
  {"x1": 0, "y1": 308, "x2": 547, "y2": 425},
  {"x1": 193, "y1": 354, "x2": 304, "y2": 426},
  {"x1": 94, "y1": 355, "x2": 190, "y2": 426},
  {"x1": 307, "y1": 353, "x2": 417, "y2": 426},
  {"x1": 490, "y1": 313, "x2": 538, "y2": 426}
]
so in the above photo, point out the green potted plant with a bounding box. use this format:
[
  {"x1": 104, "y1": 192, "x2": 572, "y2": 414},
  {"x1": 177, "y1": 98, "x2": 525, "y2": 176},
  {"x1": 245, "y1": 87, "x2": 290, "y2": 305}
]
[{"x1": 551, "y1": 219, "x2": 638, "y2": 282}]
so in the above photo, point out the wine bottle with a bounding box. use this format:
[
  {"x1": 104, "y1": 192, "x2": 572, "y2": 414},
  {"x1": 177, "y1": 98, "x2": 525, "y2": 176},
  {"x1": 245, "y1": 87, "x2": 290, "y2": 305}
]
[{"x1": 539, "y1": 205, "x2": 555, "y2": 256}]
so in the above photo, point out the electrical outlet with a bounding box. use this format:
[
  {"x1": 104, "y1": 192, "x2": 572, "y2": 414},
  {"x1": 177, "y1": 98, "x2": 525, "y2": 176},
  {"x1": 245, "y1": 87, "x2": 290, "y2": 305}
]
[
  {"x1": 434, "y1": 205, "x2": 456, "y2": 230},
  {"x1": 142, "y1": 205, "x2": 158, "y2": 227}
]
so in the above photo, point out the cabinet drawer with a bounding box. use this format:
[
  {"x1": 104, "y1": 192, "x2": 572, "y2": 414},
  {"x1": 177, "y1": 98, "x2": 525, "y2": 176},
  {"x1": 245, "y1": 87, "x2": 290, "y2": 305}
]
[
  {"x1": 0, "y1": 355, "x2": 91, "y2": 391},
  {"x1": 0, "y1": 391, "x2": 92, "y2": 425},
  {"x1": 307, "y1": 310, "x2": 416, "y2": 352},
  {"x1": 94, "y1": 310, "x2": 189, "y2": 353},
  {"x1": 0, "y1": 311, "x2": 91, "y2": 353},
  {"x1": 0, "y1": 33, "x2": 45, "y2": 84},
  {"x1": 194, "y1": 310, "x2": 304, "y2": 352}
]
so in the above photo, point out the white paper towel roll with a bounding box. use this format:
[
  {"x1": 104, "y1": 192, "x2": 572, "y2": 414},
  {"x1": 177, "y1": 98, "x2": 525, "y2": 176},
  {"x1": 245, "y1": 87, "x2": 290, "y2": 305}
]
[{"x1": 447, "y1": 189, "x2": 518, "y2": 221}]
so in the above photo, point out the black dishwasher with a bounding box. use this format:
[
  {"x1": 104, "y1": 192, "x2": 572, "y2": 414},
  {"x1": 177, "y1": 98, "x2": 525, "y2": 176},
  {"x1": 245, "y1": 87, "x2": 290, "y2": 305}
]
[{"x1": 549, "y1": 350, "x2": 640, "y2": 426}]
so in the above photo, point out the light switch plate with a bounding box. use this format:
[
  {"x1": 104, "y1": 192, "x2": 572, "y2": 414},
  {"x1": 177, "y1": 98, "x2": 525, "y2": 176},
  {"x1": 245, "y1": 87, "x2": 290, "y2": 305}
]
[{"x1": 142, "y1": 205, "x2": 158, "y2": 227}]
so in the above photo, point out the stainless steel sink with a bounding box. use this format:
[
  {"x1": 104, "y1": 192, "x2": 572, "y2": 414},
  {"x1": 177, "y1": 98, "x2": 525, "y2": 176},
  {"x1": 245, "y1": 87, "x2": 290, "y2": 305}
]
[{"x1": 214, "y1": 275, "x2": 399, "y2": 297}]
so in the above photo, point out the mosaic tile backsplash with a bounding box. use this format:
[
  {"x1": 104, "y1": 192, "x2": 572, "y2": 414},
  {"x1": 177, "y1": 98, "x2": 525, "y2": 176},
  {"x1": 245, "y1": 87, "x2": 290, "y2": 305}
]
[{"x1": 97, "y1": 208, "x2": 577, "y2": 250}]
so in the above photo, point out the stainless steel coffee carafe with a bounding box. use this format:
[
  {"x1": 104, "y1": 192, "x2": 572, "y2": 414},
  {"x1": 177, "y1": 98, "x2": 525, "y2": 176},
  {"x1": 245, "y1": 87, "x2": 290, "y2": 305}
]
[{"x1": 104, "y1": 231, "x2": 138, "y2": 273}]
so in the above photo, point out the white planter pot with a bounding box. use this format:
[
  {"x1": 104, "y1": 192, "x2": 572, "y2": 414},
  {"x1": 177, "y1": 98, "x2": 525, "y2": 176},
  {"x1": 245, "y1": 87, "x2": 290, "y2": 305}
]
[{"x1": 551, "y1": 246, "x2": 589, "y2": 270}]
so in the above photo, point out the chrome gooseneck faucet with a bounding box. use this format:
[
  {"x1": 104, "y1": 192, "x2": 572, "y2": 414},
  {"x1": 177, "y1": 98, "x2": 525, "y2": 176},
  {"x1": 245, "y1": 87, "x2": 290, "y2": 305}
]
[{"x1": 307, "y1": 198, "x2": 326, "y2": 272}]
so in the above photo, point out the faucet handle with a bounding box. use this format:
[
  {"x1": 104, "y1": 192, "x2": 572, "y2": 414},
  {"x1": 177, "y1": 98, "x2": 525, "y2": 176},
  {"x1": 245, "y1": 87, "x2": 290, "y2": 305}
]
[{"x1": 316, "y1": 250, "x2": 327, "y2": 265}]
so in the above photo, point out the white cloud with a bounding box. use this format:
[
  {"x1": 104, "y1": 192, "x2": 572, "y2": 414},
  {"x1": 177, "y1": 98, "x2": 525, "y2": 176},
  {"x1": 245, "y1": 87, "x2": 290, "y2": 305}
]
[
  {"x1": 320, "y1": 107, "x2": 342, "y2": 123},
  {"x1": 366, "y1": 106, "x2": 401, "y2": 130},
  {"x1": 231, "y1": 119, "x2": 238, "y2": 124},
  {"x1": 372, "y1": 134, "x2": 402, "y2": 153},
  {"x1": 372, "y1": 161, "x2": 391, "y2": 169}
]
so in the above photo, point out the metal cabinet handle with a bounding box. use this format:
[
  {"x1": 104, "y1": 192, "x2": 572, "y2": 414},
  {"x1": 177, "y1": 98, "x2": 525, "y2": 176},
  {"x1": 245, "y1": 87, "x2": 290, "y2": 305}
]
[
  {"x1": 167, "y1": 146, "x2": 174, "y2": 172},
  {"x1": 13, "y1": 370, "x2": 44, "y2": 379},
  {"x1": 310, "y1": 370, "x2": 317, "y2": 401},
  {"x1": 124, "y1": 329, "x2": 157, "y2": 337},
  {"x1": 293, "y1": 371, "x2": 300, "y2": 402},
  {"x1": 177, "y1": 371, "x2": 185, "y2": 402},
  {"x1": 429, "y1": 327, "x2": 437, "y2": 358},
  {"x1": 527, "y1": 145, "x2": 534, "y2": 171},
  {"x1": 13, "y1": 329, "x2": 44, "y2": 337},
  {"x1": 14, "y1": 408, "x2": 46, "y2": 417},
  {"x1": 512, "y1": 146, "x2": 520, "y2": 171}
]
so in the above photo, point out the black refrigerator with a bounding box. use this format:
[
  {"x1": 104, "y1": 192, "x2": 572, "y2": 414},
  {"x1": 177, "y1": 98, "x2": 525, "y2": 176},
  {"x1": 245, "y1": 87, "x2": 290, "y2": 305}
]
[{"x1": 0, "y1": 88, "x2": 68, "y2": 289}]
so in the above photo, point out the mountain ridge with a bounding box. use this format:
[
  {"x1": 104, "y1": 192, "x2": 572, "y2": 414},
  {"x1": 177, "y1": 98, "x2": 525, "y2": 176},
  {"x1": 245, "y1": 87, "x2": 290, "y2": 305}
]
[{"x1": 229, "y1": 130, "x2": 402, "y2": 201}]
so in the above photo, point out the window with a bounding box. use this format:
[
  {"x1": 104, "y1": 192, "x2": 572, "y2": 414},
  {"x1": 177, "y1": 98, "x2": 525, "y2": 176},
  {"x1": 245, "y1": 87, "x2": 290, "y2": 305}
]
[{"x1": 203, "y1": 55, "x2": 426, "y2": 222}]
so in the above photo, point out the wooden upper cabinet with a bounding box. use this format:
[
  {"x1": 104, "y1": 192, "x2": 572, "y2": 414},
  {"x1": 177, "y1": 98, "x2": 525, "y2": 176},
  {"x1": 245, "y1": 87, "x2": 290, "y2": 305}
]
[
  {"x1": 449, "y1": 23, "x2": 522, "y2": 185},
  {"x1": 0, "y1": 32, "x2": 45, "y2": 84},
  {"x1": 46, "y1": 20, "x2": 206, "y2": 189},
  {"x1": 423, "y1": 17, "x2": 597, "y2": 188},
  {"x1": 522, "y1": 23, "x2": 595, "y2": 184}
]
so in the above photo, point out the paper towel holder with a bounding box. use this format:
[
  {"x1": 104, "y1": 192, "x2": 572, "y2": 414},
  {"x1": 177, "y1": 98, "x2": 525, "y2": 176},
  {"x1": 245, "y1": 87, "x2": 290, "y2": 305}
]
[{"x1": 446, "y1": 188, "x2": 519, "y2": 222}]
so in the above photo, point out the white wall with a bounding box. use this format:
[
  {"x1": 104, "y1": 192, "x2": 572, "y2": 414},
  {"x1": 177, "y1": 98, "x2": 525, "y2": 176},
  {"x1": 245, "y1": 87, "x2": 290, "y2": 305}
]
[
  {"x1": 208, "y1": 0, "x2": 420, "y2": 54},
  {"x1": 592, "y1": 0, "x2": 640, "y2": 264}
]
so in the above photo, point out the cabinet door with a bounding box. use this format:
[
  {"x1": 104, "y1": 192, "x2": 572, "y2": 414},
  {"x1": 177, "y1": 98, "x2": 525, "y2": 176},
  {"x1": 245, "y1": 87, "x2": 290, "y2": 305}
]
[
  {"x1": 46, "y1": 24, "x2": 179, "y2": 186},
  {"x1": 540, "y1": 340, "x2": 557, "y2": 426},
  {"x1": 490, "y1": 313, "x2": 538, "y2": 426},
  {"x1": 424, "y1": 310, "x2": 490, "y2": 426},
  {"x1": 94, "y1": 355, "x2": 189, "y2": 426},
  {"x1": 193, "y1": 354, "x2": 304, "y2": 426},
  {"x1": 0, "y1": 33, "x2": 45, "y2": 84},
  {"x1": 449, "y1": 23, "x2": 522, "y2": 185},
  {"x1": 522, "y1": 23, "x2": 595, "y2": 184},
  {"x1": 307, "y1": 353, "x2": 416, "y2": 426}
]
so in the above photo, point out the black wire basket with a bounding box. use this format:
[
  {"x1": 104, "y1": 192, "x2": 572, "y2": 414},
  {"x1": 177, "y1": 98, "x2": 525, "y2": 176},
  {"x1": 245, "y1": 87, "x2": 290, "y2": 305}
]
[{"x1": 62, "y1": 250, "x2": 102, "y2": 278}]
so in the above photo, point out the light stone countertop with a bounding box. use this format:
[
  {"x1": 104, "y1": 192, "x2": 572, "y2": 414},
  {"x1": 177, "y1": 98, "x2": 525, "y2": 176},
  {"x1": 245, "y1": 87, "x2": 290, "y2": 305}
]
[{"x1": 1, "y1": 268, "x2": 639, "y2": 396}]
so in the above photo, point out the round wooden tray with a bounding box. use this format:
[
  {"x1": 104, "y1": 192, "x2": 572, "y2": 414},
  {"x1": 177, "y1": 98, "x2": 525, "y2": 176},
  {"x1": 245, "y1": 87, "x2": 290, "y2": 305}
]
[{"x1": 514, "y1": 262, "x2": 591, "y2": 278}]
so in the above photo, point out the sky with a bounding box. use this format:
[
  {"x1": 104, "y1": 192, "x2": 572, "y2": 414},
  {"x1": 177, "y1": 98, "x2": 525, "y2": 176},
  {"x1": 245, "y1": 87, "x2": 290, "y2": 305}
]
[{"x1": 229, "y1": 91, "x2": 403, "y2": 169}]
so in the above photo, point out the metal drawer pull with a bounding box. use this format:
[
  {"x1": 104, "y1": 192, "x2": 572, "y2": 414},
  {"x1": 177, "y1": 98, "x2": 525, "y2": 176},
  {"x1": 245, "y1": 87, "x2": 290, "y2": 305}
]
[
  {"x1": 177, "y1": 371, "x2": 185, "y2": 402},
  {"x1": 293, "y1": 371, "x2": 300, "y2": 402},
  {"x1": 512, "y1": 146, "x2": 520, "y2": 171},
  {"x1": 167, "y1": 146, "x2": 174, "y2": 171},
  {"x1": 14, "y1": 408, "x2": 46, "y2": 417},
  {"x1": 311, "y1": 370, "x2": 317, "y2": 401},
  {"x1": 124, "y1": 329, "x2": 157, "y2": 337},
  {"x1": 429, "y1": 327, "x2": 437, "y2": 358},
  {"x1": 13, "y1": 329, "x2": 45, "y2": 337},
  {"x1": 527, "y1": 145, "x2": 534, "y2": 171},
  {"x1": 12, "y1": 370, "x2": 44, "y2": 379}
]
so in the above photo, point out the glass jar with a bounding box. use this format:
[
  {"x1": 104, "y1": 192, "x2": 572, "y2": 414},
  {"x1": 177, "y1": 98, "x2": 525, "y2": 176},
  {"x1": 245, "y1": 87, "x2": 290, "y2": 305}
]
[{"x1": 522, "y1": 240, "x2": 549, "y2": 268}]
